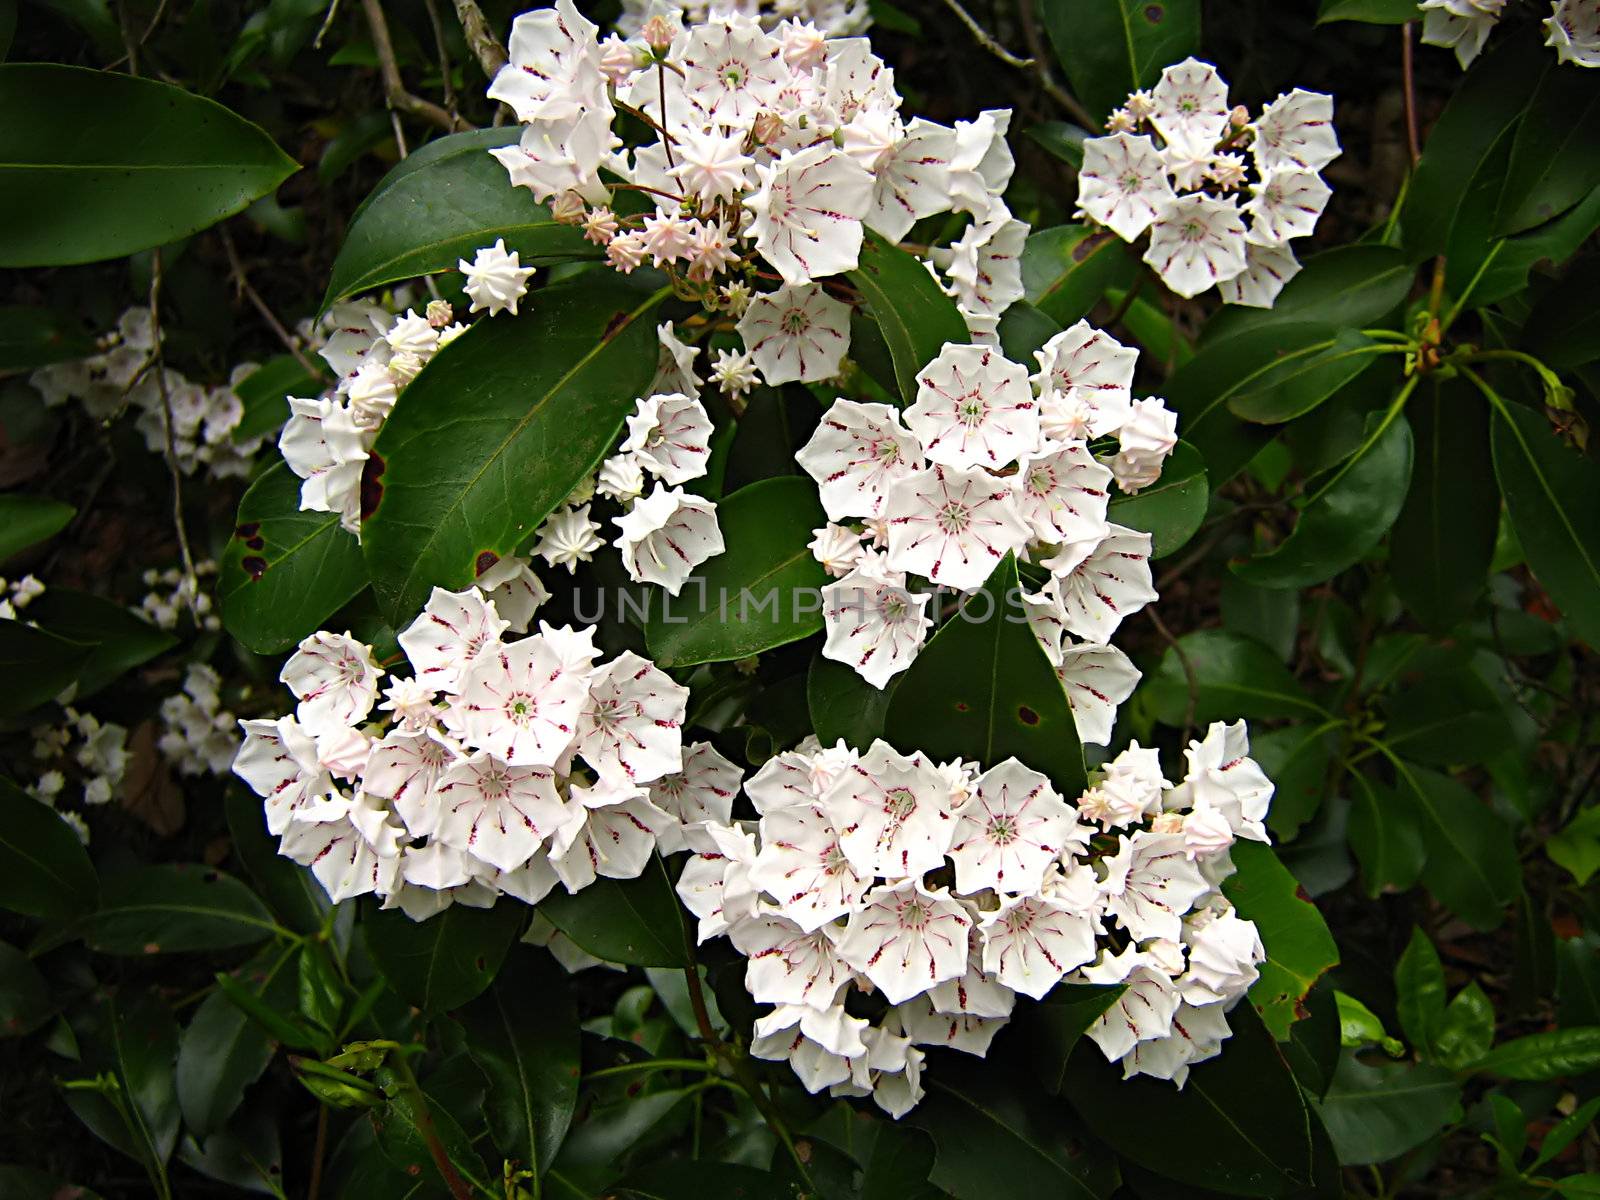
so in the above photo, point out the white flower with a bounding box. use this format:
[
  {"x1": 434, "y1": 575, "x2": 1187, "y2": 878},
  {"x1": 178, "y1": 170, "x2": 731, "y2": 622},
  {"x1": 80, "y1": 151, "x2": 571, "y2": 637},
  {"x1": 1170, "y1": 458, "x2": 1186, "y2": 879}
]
[
  {"x1": 650, "y1": 322, "x2": 702, "y2": 398},
  {"x1": 736, "y1": 282, "x2": 852, "y2": 386},
  {"x1": 574, "y1": 650, "x2": 689, "y2": 786},
  {"x1": 548, "y1": 779, "x2": 672, "y2": 891},
  {"x1": 433, "y1": 750, "x2": 565, "y2": 872},
  {"x1": 534, "y1": 504, "x2": 604, "y2": 574},
  {"x1": 1013, "y1": 442, "x2": 1113, "y2": 545},
  {"x1": 1252, "y1": 88, "x2": 1340, "y2": 173},
  {"x1": 651, "y1": 740, "x2": 742, "y2": 854},
  {"x1": 883, "y1": 465, "x2": 1031, "y2": 591},
  {"x1": 1144, "y1": 194, "x2": 1249, "y2": 298},
  {"x1": 234, "y1": 716, "x2": 334, "y2": 834},
  {"x1": 492, "y1": 109, "x2": 617, "y2": 206},
  {"x1": 925, "y1": 935, "x2": 1017, "y2": 1018},
  {"x1": 1122, "y1": 999, "x2": 1231, "y2": 1086},
  {"x1": 596, "y1": 453, "x2": 647, "y2": 503},
  {"x1": 640, "y1": 210, "x2": 696, "y2": 267},
  {"x1": 623, "y1": 393, "x2": 713, "y2": 485},
  {"x1": 1032, "y1": 321, "x2": 1138, "y2": 439},
  {"x1": 978, "y1": 892, "x2": 1099, "y2": 1000},
  {"x1": 1548, "y1": 0, "x2": 1600, "y2": 68},
  {"x1": 1110, "y1": 396, "x2": 1179, "y2": 493},
  {"x1": 397, "y1": 586, "x2": 509, "y2": 694},
  {"x1": 279, "y1": 397, "x2": 366, "y2": 532},
  {"x1": 943, "y1": 213, "x2": 1028, "y2": 317},
  {"x1": 614, "y1": 484, "x2": 725, "y2": 596},
  {"x1": 744, "y1": 143, "x2": 874, "y2": 285},
  {"x1": 460, "y1": 239, "x2": 537, "y2": 317},
  {"x1": 837, "y1": 879, "x2": 973, "y2": 1005},
  {"x1": 1181, "y1": 907, "x2": 1264, "y2": 1005},
  {"x1": 1421, "y1": 0, "x2": 1502, "y2": 68},
  {"x1": 1218, "y1": 242, "x2": 1301, "y2": 308},
  {"x1": 821, "y1": 561, "x2": 932, "y2": 689},
  {"x1": 677, "y1": 822, "x2": 760, "y2": 942},
  {"x1": 821, "y1": 37, "x2": 898, "y2": 126},
  {"x1": 949, "y1": 759, "x2": 1083, "y2": 896},
  {"x1": 1099, "y1": 831, "x2": 1210, "y2": 943},
  {"x1": 864, "y1": 116, "x2": 958, "y2": 241},
  {"x1": 1167, "y1": 720, "x2": 1274, "y2": 843},
  {"x1": 280, "y1": 799, "x2": 402, "y2": 903},
  {"x1": 905, "y1": 343, "x2": 1038, "y2": 470},
  {"x1": 899, "y1": 994, "x2": 1009, "y2": 1057},
  {"x1": 475, "y1": 556, "x2": 549, "y2": 635},
  {"x1": 344, "y1": 360, "x2": 398, "y2": 428},
  {"x1": 710, "y1": 348, "x2": 759, "y2": 398},
  {"x1": 485, "y1": 0, "x2": 605, "y2": 122},
  {"x1": 948, "y1": 108, "x2": 1015, "y2": 219},
  {"x1": 1244, "y1": 167, "x2": 1332, "y2": 247},
  {"x1": 826, "y1": 740, "x2": 955, "y2": 878},
  {"x1": 796, "y1": 398, "x2": 922, "y2": 521},
  {"x1": 809, "y1": 523, "x2": 866, "y2": 577},
  {"x1": 454, "y1": 634, "x2": 589, "y2": 766},
  {"x1": 1044, "y1": 523, "x2": 1157, "y2": 643},
  {"x1": 749, "y1": 801, "x2": 872, "y2": 931},
  {"x1": 1097, "y1": 742, "x2": 1171, "y2": 826},
  {"x1": 751, "y1": 1004, "x2": 864, "y2": 1092},
  {"x1": 362, "y1": 727, "x2": 458, "y2": 836},
  {"x1": 731, "y1": 915, "x2": 855, "y2": 1009},
  {"x1": 281, "y1": 631, "x2": 382, "y2": 730},
  {"x1": 1076, "y1": 133, "x2": 1176, "y2": 241},
  {"x1": 1083, "y1": 949, "x2": 1183, "y2": 1062},
  {"x1": 680, "y1": 19, "x2": 787, "y2": 124},
  {"x1": 669, "y1": 126, "x2": 756, "y2": 203},
  {"x1": 1055, "y1": 642, "x2": 1141, "y2": 747},
  {"x1": 1150, "y1": 57, "x2": 1231, "y2": 154}
]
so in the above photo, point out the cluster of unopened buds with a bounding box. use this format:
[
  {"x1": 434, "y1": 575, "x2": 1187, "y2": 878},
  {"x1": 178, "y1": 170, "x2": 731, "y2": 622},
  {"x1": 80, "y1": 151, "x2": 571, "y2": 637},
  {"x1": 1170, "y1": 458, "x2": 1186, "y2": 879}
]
[
  {"x1": 678, "y1": 725, "x2": 1272, "y2": 1114},
  {"x1": 799, "y1": 323, "x2": 1172, "y2": 710},
  {"x1": 28, "y1": 705, "x2": 132, "y2": 843},
  {"x1": 138, "y1": 561, "x2": 223, "y2": 632},
  {"x1": 615, "y1": 0, "x2": 869, "y2": 38},
  {"x1": 1419, "y1": 0, "x2": 1600, "y2": 69},
  {"x1": 1076, "y1": 59, "x2": 1340, "y2": 307},
  {"x1": 159, "y1": 663, "x2": 240, "y2": 778},
  {"x1": 0, "y1": 572, "x2": 45, "y2": 621}
]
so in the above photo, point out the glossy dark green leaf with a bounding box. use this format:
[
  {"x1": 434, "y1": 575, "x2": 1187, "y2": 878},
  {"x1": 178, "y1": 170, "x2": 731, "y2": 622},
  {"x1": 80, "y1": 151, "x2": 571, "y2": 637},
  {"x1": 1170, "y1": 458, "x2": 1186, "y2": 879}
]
[
  {"x1": 25, "y1": 588, "x2": 176, "y2": 699},
  {"x1": 1381, "y1": 669, "x2": 1513, "y2": 767},
  {"x1": 1144, "y1": 630, "x2": 1325, "y2": 727},
  {"x1": 219, "y1": 461, "x2": 369, "y2": 655},
  {"x1": 177, "y1": 949, "x2": 293, "y2": 1136},
  {"x1": 63, "y1": 989, "x2": 181, "y2": 1171},
  {"x1": 1549, "y1": 808, "x2": 1600, "y2": 887},
  {"x1": 223, "y1": 786, "x2": 330, "y2": 936},
  {"x1": 1062, "y1": 1003, "x2": 1335, "y2": 1197},
  {"x1": 1391, "y1": 758, "x2": 1520, "y2": 929},
  {"x1": 0, "y1": 1167, "x2": 103, "y2": 1199},
  {"x1": 1472, "y1": 1027, "x2": 1600, "y2": 1081},
  {"x1": 231, "y1": 354, "x2": 324, "y2": 443},
  {"x1": 1313, "y1": 1052, "x2": 1460, "y2": 1165},
  {"x1": 0, "y1": 620, "x2": 92, "y2": 717},
  {"x1": 1316, "y1": 0, "x2": 1420, "y2": 22},
  {"x1": 1233, "y1": 408, "x2": 1413, "y2": 589},
  {"x1": 0, "y1": 775, "x2": 97, "y2": 919},
  {"x1": 540, "y1": 855, "x2": 690, "y2": 968},
  {"x1": 370, "y1": 1074, "x2": 488, "y2": 1194},
  {"x1": 848, "y1": 229, "x2": 968, "y2": 405},
  {"x1": 1218, "y1": 575, "x2": 1299, "y2": 662},
  {"x1": 363, "y1": 277, "x2": 664, "y2": 621},
  {"x1": 1107, "y1": 439, "x2": 1208, "y2": 557},
  {"x1": 1523, "y1": 258, "x2": 1600, "y2": 369},
  {"x1": 0, "y1": 938, "x2": 52, "y2": 1037},
  {"x1": 0, "y1": 306, "x2": 94, "y2": 370},
  {"x1": 0, "y1": 493, "x2": 74, "y2": 561},
  {"x1": 362, "y1": 899, "x2": 523, "y2": 1012},
  {"x1": 0, "y1": 64, "x2": 297, "y2": 267},
  {"x1": 1238, "y1": 245, "x2": 1412, "y2": 334},
  {"x1": 1491, "y1": 399, "x2": 1600, "y2": 649},
  {"x1": 1395, "y1": 926, "x2": 1447, "y2": 1059},
  {"x1": 1435, "y1": 981, "x2": 1495, "y2": 1068},
  {"x1": 1021, "y1": 225, "x2": 1137, "y2": 328},
  {"x1": 460, "y1": 947, "x2": 579, "y2": 1178},
  {"x1": 883, "y1": 554, "x2": 1087, "y2": 798},
  {"x1": 1227, "y1": 330, "x2": 1389, "y2": 425},
  {"x1": 997, "y1": 300, "x2": 1061, "y2": 367},
  {"x1": 1254, "y1": 723, "x2": 1338, "y2": 840},
  {"x1": 1347, "y1": 771, "x2": 1426, "y2": 898},
  {"x1": 321, "y1": 128, "x2": 596, "y2": 308},
  {"x1": 1496, "y1": 65, "x2": 1600, "y2": 235},
  {"x1": 89, "y1": 865, "x2": 277, "y2": 954},
  {"x1": 1039, "y1": 0, "x2": 1202, "y2": 124},
  {"x1": 1222, "y1": 841, "x2": 1340, "y2": 1038},
  {"x1": 1025, "y1": 984, "x2": 1125, "y2": 1093},
  {"x1": 641, "y1": 476, "x2": 827, "y2": 666},
  {"x1": 1024, "y1": 121, "x2": 1091, "y2": 169},
  {"x1": 808, "y1": 650, "x2": 895, "y2": 750}
]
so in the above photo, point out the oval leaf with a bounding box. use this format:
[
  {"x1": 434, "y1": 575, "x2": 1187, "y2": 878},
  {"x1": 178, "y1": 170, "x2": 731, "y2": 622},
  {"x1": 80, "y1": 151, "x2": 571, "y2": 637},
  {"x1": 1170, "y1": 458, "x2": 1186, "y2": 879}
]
[
  {"x1": 0, "y1": 307, "x2": 95, "y2": 371},
  {"x1": 1313, "y1": 1053, "x2": 1461, "y2": 1166},
  {"x1": 1222, "y1": 841, "x2": 1340, "y2": 1039},
  {"x1": 1226, "y1": 330, "x2": 1389, "y2": 425},
  {"x1": 0, "y1": 776, "x2": 98, "y2": 919},
  {"x1": 1039, "y1": 0, "x2": 1202, "y2": 126},
  {"x1": 1392, "y1": 758, "x2": 1520, "y2": 930},
  {"x1": 807, "y1": 651, "x2": 895, "y2": 751},
  {"x1": 848, "y1": 229, "x2": 968, "y2": 406},
  {"x1": 25, "y1": 588, "x2": 176, "y2": 699},
  {"x1": 539, "y1": 855, "x2": 689, "y2": 968},
  {"x1": 0, "y1": 620, "x2": 92, "y2": 718},
  {"x1": 0, "y1": 494, "x2": 74, "y2": 561},
  {"x1": 1471, "y1": 1027, "x2": 1600, "y2": 1081},
  {"x1": 1496, "y1": 65, "x2": 1600, "y2": 236},
  {"x1": 361, "y1": 899, "x2": 524, "y2": 1012},
  {"x1": 177, "y1": 951, "x2": 293, "y2": 1136},
  {"x1": 1021, "y1": 225, "x2": 1136, "y2": 328},
  {"x1": 1144, "y1": 630, "x2": 1326, "y2": 727},
  {"x1": 89, "y1": 865, "x2": 277, "y2": 954}
]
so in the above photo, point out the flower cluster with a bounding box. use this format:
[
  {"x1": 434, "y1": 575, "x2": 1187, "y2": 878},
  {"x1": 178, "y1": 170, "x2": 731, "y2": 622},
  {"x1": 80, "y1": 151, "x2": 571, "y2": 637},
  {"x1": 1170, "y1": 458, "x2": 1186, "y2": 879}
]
[
  {"x1": 28, "y1": 705, "x2": 132, "y2": 841},
  {"x1": 615, "y1": 0, "x2": 869, "y2": 38},
  {"x1": 158, "y1": 663, "x2": 239, "y2": 778},
  {"x1": 0, "y1": 572, "x2": 46, "y2": 621},
  {"x1": 1420, "y1": 0, "x2": 1600, "y2": 68},
  {"x1": 798, "y1": 325, "x2": 1171, "y2": 704},
  {"x1": 29, "y1": 307, "x2": 266, "y2": 480},
  {"x1": 231, "y1": 582, "x2": 744, "y2": 919},
  {"x1": 677, "y1": 724, "x2": 1271, "y2": 1115},
  {"x1": 1075, "y1": 59, "x2": 1340, "y2": 307},
  {"x1": 138, "y1": 561, "x2": 223, "y2": 633},
  {"x1": 487, "y1": 2, "x2": 1026, "y2": 378}
]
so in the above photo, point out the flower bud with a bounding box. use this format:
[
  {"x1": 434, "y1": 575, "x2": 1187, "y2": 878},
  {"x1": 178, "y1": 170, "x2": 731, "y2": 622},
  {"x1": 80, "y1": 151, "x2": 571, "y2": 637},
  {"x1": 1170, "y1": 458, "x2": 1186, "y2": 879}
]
[
  {"x1": 1229, "y1": 104, "x2": 1251, "y2": 129},
  {"x1": 751, "y1": 111, "x2": 785, "y2": 146},
  {"x1": 641, "y1": 14, "x2": 675, "y2": 55},
  {"x1": 550, "y1": 190, "x2": 587, "y2": 225},
  {"x1": 424, "y1": 299, "x2": 454, "y2": 328}
]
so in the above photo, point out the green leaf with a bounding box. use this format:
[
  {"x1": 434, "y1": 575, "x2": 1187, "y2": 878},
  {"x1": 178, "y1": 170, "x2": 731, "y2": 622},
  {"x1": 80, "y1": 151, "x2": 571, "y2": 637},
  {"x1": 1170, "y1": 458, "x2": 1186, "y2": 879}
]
[
  {"x1": 1313, "y1": 1051, "x2": 1461, "y2": 1166},
  {"x1": 1232, "y1": 407, "x2": 1413, "y2": 589},
  {"x1": 1025, "y1": 984, "x2": 1125, "y2": 1093},
  {"x1": 219, "y1": 461, "x2": 369, "y2": 655},
  {"x1": 62, "y1": 989, "x2": 181, "y2": 1171},
  {"x1": 0, "y1": 620, "x2": 92, "y2": 717},
  {"x1": 1390, "y1": 381, "x2": 1497, "y2": 631},
  {"x1": 321, "y1": 128, "x2": 596, "y2": 309},
  {"x1": 362, "y1": 899, "x2": 523, "y2": 1012},
  {"x1": 0, "y1": 938, "x2": 52, "y2": 1037},
  {"x1": 1549, "y1": 807, "x2": 1600, "y2": 887},
  {"x1": 997, "y1": 301, "x2": 1062, "y2": 367},
  {"x1": 177, "y1": 950, "x2": 293, "y2": 1136},
  {"x1": 1395, "y1": 926, "x2": 1448, "y2": 1059},
  {"x1": 231, "y1": 354, "x2": 325, "y2": 443},
  {"x1": 1335, "y1": 991, "x2": 1402, "y2": 1053},
  {"x1": 89, "y1": 865, "x2": 277, "y2": 954},
  {"x1": 1495, "y1": 65, "x2": 1600, "y2": 236},
  {"x1": 25, "y1": 589, "x2": 176, "y2": 699},
  {"x1": 883, "y1": 553, "x2": 1087, "y2": 799},
  {"x1": 808, "y1": 650, "x2": 895, "y2": 751},
  {"x1": 362, "y1": 277, "x2": 665, "y2": 621},
  {"x1": 0, "y1": 64, "x2": 297, "y2": 267},
  {"x1": 1471, "y1": 1027, "x2": 1600, "y2": 1081},
  {"x1": 1223, "y1": 841, "x2": 1340, "y2": 1038},
  {"x1": 223, "y1": 786, "x2": 330, "y2": 936},
  {"x1": 1107, "y1": 439, "x2": 1208, "y2": 558},
  {"x1": 1532, "y1": 1097, "x2": 1600, "y2": 1170},
  {"x1": 1523, "y1": 258, "x2": 1600, "y2": 370},
  {"x1": 1435, "y1": 981, "x2": 1495, "y2": 1069},
  {"x1": 460, "y1": 947, "x2": 579, "y2": 1179},
  {"x1": 1024, "y1": 121, "x2": 1091, "y2": 169},
  {"x1": 1021, "y1": 225, "x2": 1137, "y2": 328},
  {"x1": 1039, "y1": 0, "x2": 1202, "y2": 125},
  {"x1": 1347, "y1": 771, "x2": 1426, "y2": 898},
  {"x1": 1490, "y1": 399, "x2": 1600, "y2": 649},
  {"x1": 0, "y1": 306, "x2": 94, "y2": 370},
  {"x1": 1391, "y1": 758, "x2": 1520, "y2": 929},
  {"x1": 0, "y1": 494, "x2": 74, "y2": 561},
  {"x1": 847, "y1": 229, "x2": 968, "y2": 406},
  {"x1": 1381, "y1": 668, "x2": 1514, "y2": 767},
  {"x1": 641, "y1": 476, "x2": 827, "y2": 666},
  {"x1": 370, "y1": 1076, "x2": 488, "y2": 1194},
  {"x1": 540, "y1": 855, "x2": 690, "y2": 968},
  {"x1": 1144, "y1": 630, "x2": 1325, "y2": 727},
  {"x1": 1226, "y1": 330, "x2": 1390, "y2": 425},
  {"x1": 1558, "y1": 1175, "x2": 1600, "y2": 1198},
  {"x1": 0, "y1": 775, "x2": 97, "y2": 919},
  {"x1": 1316, "y1": 0, "x2": 1421, "y2": 22}
]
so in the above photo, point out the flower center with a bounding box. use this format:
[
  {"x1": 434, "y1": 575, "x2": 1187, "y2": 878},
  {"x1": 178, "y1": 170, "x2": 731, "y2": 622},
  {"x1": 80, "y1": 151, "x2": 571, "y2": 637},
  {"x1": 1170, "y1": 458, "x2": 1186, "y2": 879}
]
[
  {"x1": 957, "y1": 394, "x2": 987, "y2": 428},
  {"x1": 885, "y1": 785, "x2": 918, "y2": 819},
  {"x1": 901, "y1": 898, "x2": 928, "y2": 929},
  {"x1": 780, "y1": 307, "x2": 810, "y2": 335},
  {"x1": 479, "y1": 768, "x2": 510, "y2": 800},
  {"x1": 505, "y1": 693, "x2": 537, "y2": 725},
  {"x1": 987, "y1": 814, "x2": 1017, "y2": 845},
  {"x1": 935, "y1": 499, "x2": 972, "y2": 535}
]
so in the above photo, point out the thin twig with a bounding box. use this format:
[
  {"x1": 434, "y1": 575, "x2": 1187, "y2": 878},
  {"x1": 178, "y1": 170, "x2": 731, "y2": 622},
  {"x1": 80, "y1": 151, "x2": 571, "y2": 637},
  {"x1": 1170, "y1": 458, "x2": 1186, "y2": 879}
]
[
  {"x1": 1146, "y1": 607, "x2": 1198, "y2": 744},
  {"x1": 313, "y1": 0, "x2": 343, "y2": 49},
  {"x1": 146, "y1": 249, "x2": 202, "y2": 625},
  {"x1": 451, "y1": 0, "x2": 507, "y2": 79},
  {"x1": 960, "y1": 0, "x2": 1101, "y2": 130},
  {"x1": 420, "y1": 0, "x2": 457, "y2": 121},
  {"x1": 105, "y1": 0, "x2": 171, "y2": 70},
  {"x1": 940, "y1": 0, "x2": 1032, "y2": 69},
  {"x1": 1401, "y1": 22, "x2": 1421, "y2": 168},
  {"x1": 361, "y1": 0, "x2": 463, "y2": 134},
  {"x1": 218, "y1": 226, "x2": 321, "y2": 377},
  {"x1": 307, "y1": 1105, "x2": 329, "y2": 1200}
]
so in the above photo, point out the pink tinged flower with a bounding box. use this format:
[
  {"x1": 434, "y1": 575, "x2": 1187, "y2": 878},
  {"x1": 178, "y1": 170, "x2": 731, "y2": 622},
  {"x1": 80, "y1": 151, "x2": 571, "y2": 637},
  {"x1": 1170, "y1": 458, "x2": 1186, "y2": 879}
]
[
  {"x1": 281, "y1": 630, "x2": 382, "y2": 730},
  {"x1": 606, "y1": 231, "x2": 647, "y2": 273},
  {"x1": 651, "y1": 740, "x2": 742, "y2": 854},
  {"x1": 1161, "y1": 139, "x2": 1213, "y2": 192},
  {"x1": 1076, "y1": 133, "x2": 1176, "y2": 241},
  {"x1": 864, "y1": 116, "x2": 958, "y2": 242},
  {"x1": 826, "y1": 741, "x2": 956, "y2": 879},
  {"x1": 1056, "y1": 642, "x2": 1141, "y2": 747},
  {"x1": 944, "y1": 212, "x2": 1028, "y2": 317},
  {"x1": 1182, "y1": 804, "x2": 1236, "y2": 859},
  {"x1": 535, "y1": 504, "x2": 605, "y2": 574},
  {"x1": 548, "y1": 779, "x2": 671, "y2": 892},
  {"x1": 234, "y1": 716, "x2": 334, "y2": 835},
  {"x1": 1098, "y1": 742, "x2": 1171, "y2": 827},
  {"x1": 1044, "y1": 523, "x2": 1158, "y2": 643},
  {"x1": 639, "y1": 211, "x2": 697, "y2": 266},
  {"x1": 650, "y1": 321, "x2": 702, "y2": 398},
  {"x1": 433, "y1": 750, "x2": 565, "y2": 873},
  {"x1": 1109, "y1": 396, "x2": 1180, "y2": 494},
  {"x1": 1083, "y1": 952, "x2": 1184, "y2": 1063},
  {"x1": 749, "y1": 802, "x2": 872, "y2": 932},
  {"x1": 821, "y1": 563, "x2": 933, "y2": 689},
  {"x1": 1252, "y1": 88, "x2": 1341, "y2": 173},
  {"x1": 883, "y1": 464, "x2": 1031, "y2": 591},
  {"x1": 1150, "y1": 57, "x2": 1231, "y2": 154},
  {"x1": 582, "y1": 206, "x2": 618, "y2": 245},
  {"x1": 898, "y1": 994, "x2": 1009, "y2": 1057},
  {"x1": 949, "y1": 759, "x2": 1077, "y2": 896},
  {"x1": 809, "y1": 523, "x2": 866, "y2": 577},
  {"x1": 1031, "y1": 321, "x2": 1139, "y2": 438},
  {"x1": 779, "y1": 18, "x2": 828, "y2": 71},
  {"x1": 397, "y1": 585, "x2": 509, "y2": 694},
  {"x1": 1181, "y1": 907, "x2": 1264, "y2": 1005},
  {"x1": 679, "y1": 20, "x2": 786, "y2": 125},
  {"x1": 363, "y1": 727, "x2": 460, "y2": 837},
  {"x1": 575, "y1": 650, "x2": 689, "y2": 786},
  {"x1": 1169, "y1": 720, "x2": 1274, "y2": 842},
  {"x1": 948, "y1": 108, "x2": 1015, "y2": 219},
  {"x1": 732, "y1": 915, "x2": 855, "y2": 1009},
  {"x1": 1121, "y1": 999, "x2": 1232, "y2": 1086},
  {"x1": 686, "y1": 221, "x2": 739, "y2": 282},
  {"x1": 1013, "y1": 442, "x2": 1113, "y2": 545},
  {"x1": 1099, "y1": 831, "x2": 1211, "y2": 943},
  {"x1": 905, "y1": 343, "x2": 1037, "y2": 470},
  {"x1": 1244, "y1": 167, "x2": 1331, "y2": 247},
  {"x1": 977, "y1": 892, "x2": 1099, "y2": 1000},
  {"x1": 744, "y1": 143, "x2": 875, "y2": 286},
  {"x1": 669, "y1": 127, "x2": 755, "y2": 204},
  {"x1": 613, "y1": 484, "x2": 725, "y2": 596},
  {"x1": 454, "y1": 635, "x2": 588, "y2": 766},
  {"x1": 1219, "y1": 241, "x2": 1302, "y2": 309},
  {"x1": 736, "y1": 281, "x2": 853, "y2": 388},
  {"x1": 1144, "y1": 194, "x2": 1249, "y2": 298},
  {"x1": 795, "y1": 398, "x2": 922, "y2": 520},
  {"x1": 623, "y1": 392, "x2": 713, "y2": 485},
  {"x1": 837, "y1": 879, "x2": 973, "y2": 1005},
  {"x1": 485, "y1": 0, "x2": 605, "y2": 123}
]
